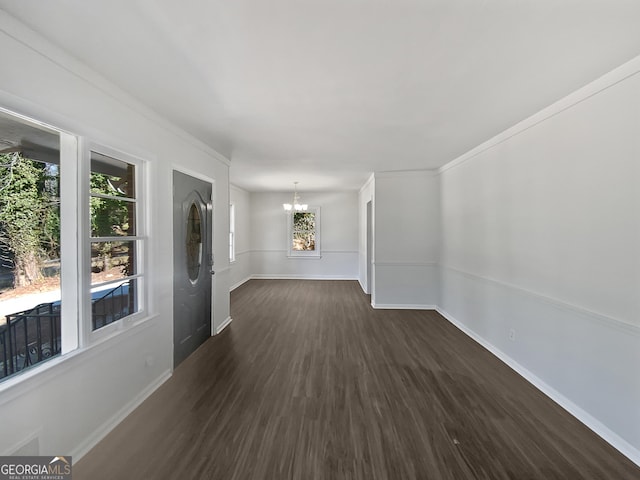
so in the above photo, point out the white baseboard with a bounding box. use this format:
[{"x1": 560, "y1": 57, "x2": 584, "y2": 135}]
[
  {"x1": 230, "y1": 276, "x2": 252, "y2": 291},
  {"x1": 71, "y1": 370, "x2": 171, "y2": 461},
  {"x1": 250, "y1": 274, "x2": 358, "y2": 281},
  {"x1": 372, "y1": 303, "x2": 437, "y2": 310},
  {"x1": 435, "y1": 307, "x2": 640, "y2": 468},
  {"x1": 215, "y1": 316, "x2": 232, "y2": 334},
  {"x1": 357, "y1": 278, "x2": 369, "y2": 294},
  {"x1": 2, "y1": 428, "x2": 43, "y2": 456}
]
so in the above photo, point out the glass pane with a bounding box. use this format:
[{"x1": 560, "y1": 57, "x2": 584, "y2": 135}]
[
  {"x1": 91, "y1": 241, "x2": 136, "y2": 285},
  {"x1": 90, "y1": 196, "x2": 135, "y2": 237},
  {"x1": 186, "y1": 203, "x2": 202, "y2": 281},
  {"x1": 229, "y1": 204, "x2": 235, "y2": 261},
  {"x1": 90, "y1": 152, "x2": 135, "y2": 199},
  {"x1": 1, "y1": 128, "x2": 62, "y2": 381},
  {"x1": 92, "y1": 278, "x2": 138, "y2": 331},
  {"x1": 292, "y1": 212, "x2": 316, "y2": 251}
]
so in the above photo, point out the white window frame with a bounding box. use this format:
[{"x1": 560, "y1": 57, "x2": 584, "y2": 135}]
[
  {"x1": 59, "y1": 132, "x2": 80, "y2": 354},
  {"x1": 0, "y1": 106, "x2": 152, "y2": 388},
  {"x1": 229, "y1": 203, "x2": 236, "y2": 263},
  {"x1": 287, "y1": 206, "x2": 321, "y2": 258},
  {"x1": 0, "y1": 108, "x2": 79, "y2": 362},
  {"x1": 83, "y1": 142, "x2": 148, "y2": 343}
]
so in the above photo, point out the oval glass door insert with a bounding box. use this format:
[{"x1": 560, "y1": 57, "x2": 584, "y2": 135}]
[{"x1": 186, "y1": 202, "x2": 203, "y2": 282}]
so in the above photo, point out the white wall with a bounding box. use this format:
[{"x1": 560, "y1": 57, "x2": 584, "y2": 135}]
[
  {"x1": 4, "y1": 5, "x2": 637, "y2": 466},
  {"x1": 229, "y1": 184, "x2": 252, "y2": 290},
  {"x1": 0, "y1": 12, "x2": 230, "y2": 458},
  {"x1": 372, "y1": 171, "x2": 440, "y2": 308},
  {"x1": 438, "y1": 58, "x2": 640, "y2": 461},
  {"x1": 250, "y1": 191, "x2": 358, "y2": 279}
]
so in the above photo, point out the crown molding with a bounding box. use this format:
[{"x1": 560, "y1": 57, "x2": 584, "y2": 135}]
[
  {"x1": 0, "y1": 10, "x2": 230, "y2": 167},
  {"x1": 438, "y1": 54, "x2": 640, "y2": 175}
]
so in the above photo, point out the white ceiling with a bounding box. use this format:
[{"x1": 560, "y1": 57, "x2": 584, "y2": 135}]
[{"x1": 2, "y1": 0, "x2": 640, "y2": 192}]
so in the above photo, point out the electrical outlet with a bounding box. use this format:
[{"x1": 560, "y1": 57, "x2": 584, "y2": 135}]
[{"x1": 509, "y1": 329, "x2": 516, "y2": 341}]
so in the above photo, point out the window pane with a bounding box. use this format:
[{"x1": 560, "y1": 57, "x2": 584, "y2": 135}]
[
  {"x1": 292, "y1": 212, "x2": 316, "y2": 251},
  {"x1": 186, "y1": 203, "x2": 202, "y2": 281},
  {"x1": 91, "y1": 241, "x2": 136, "y2": 285},
  {"x1": 90, "y1": 152, "x2": 135, "y2": 199},
  {"x1": 229, "y1": 204, "x2": 235, "y2": 262},
  {"x1": 89, "y1": 149, "x2": 142, "y2": 331},
  {"x1": 90, "y1": 197, "x2": 135, "y2": 237},
  {"x1": 0, "y1": 118, "x2": 62, "y2": 381},
  {"x1": 92, "y1": 278, "x2": 138, "y2": 330}
]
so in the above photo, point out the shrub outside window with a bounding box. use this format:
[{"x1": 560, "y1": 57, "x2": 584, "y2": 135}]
[{"x1": 287, "y1": 207, "x2": 320, "y2": 258}]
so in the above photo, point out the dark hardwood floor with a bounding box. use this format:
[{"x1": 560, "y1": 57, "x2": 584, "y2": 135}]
[{"x1": 75, "y1": 280, "x2": 640, "y2": 479}]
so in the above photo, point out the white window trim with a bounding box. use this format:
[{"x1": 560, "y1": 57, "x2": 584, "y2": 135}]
[
  {"x1": 59, "y1": 133, "x2": 80, "y2": 354},
  {"x1": 0, "y1": 106, "x2": 155, "y2": 389},
  {"x1": 0, "y1": 108, "x2": 81, "y2": 360},
  {"x1": 83, "y1": 142, "x2": 149, "y2": 344},
  {"x1": 287, "y1": 206, "x2": 321, "y2": 258}
]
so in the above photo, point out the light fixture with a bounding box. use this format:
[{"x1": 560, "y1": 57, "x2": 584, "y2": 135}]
[{"x1": 283, "y1": 181, "x2": 308, "y2": 213}]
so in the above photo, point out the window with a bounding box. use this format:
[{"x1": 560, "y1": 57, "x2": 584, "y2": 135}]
[
  {"x1": 0, "y1": 109, "x2": 65, "y2": 382},
  {"x1": 229, "y1": 203, "x2": 235, "y2": 263},
  {"x1": 89, "y1": 148, "x2": 145, "y2": 332},
  {"x1": 0, "y1": 108, "x2": 149, "y2": 384},
  {"x1": 287, "y1": 207, "x2": 320, "y2": 258},
  {"x1": 187, "y1": 203, "x2": 203, "y2": 281}
]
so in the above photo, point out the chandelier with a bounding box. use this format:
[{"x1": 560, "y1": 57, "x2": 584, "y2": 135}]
[{"x1": 283, "y1": 181, "x2": 308, "y2": 212}]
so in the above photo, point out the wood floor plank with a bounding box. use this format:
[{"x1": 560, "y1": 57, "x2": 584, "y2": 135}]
[{"x1": 74, "y1": 280, "x2": 640, "y2": 479}]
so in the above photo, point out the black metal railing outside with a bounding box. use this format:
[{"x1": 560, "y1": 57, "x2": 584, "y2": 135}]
[
  {"x1": 92, "y1": 281, "x2": 133, "y2": 330},
  {"x1": 0, "y1": 302, "x2": 61, "y2": 381},
  {"x1": 0, "y1": 282, "x2": 133, "y2": 382}
]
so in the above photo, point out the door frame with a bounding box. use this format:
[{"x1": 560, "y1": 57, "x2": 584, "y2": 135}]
[{"x1": 366, "y1": 199, "x2": 373, "y2": 296}]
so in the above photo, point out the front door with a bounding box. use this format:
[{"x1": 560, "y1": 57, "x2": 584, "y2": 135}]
[{"x1": 173, "y1": 171, "x2": 212, "y2": 367}]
